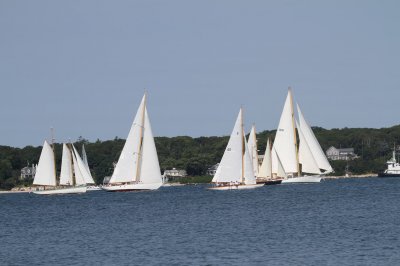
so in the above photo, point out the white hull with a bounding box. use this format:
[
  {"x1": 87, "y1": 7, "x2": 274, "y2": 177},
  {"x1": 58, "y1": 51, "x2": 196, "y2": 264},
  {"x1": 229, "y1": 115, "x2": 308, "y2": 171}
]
[
  {"x1": 33, "y1": 186, "x2": 87, "y2": 195},
  {"x1": 208, "y1": 184, "x2": 264, "y2": 190},
  {"x1": 86, "y1": 186, "x2": 101, "y2": 191},
  {"x1": 102, "y1": 182, "x2": 162, "y2": 192},
  {"x1": 162, "y1": 183, "x2": 185, "y2": 187},
  {"x1": 281, "y1": 175, "x2": 321, "y2": 183}
]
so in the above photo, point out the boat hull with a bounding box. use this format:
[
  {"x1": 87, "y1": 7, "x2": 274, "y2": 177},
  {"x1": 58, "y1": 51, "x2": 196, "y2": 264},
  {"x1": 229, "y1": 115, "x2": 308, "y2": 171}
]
[
  {"x1": 102, "y1": 183, "x2": 162, "y2": 192},
  {"x1": 33, "y1": 186, "x2": 87, "y2": 195},
  {"x1": 378, "y1": 172, "x2": 400, "y2": 178},
  {"x1": 281, "y1": 176, "x2": 321, "y2": 183},
  {"x1": 86, "y1": 186, "x2": 102, "y2": 191},
  {"x1": 208, "y1": 184, "x2": 264, "y2": 190},
  {"x1": 257, "y1": 179, "x2": 283, "y2": 185},
  {"x1": 263, "y1": 180, "x2": 283, "y2": 185}
]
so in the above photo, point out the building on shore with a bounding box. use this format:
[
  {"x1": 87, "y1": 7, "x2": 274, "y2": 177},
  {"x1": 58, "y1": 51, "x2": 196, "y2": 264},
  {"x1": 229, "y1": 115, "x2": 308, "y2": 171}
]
[
  {"x1": 163, "y1": 168, "x2": 187, "y2": 182},
  {"x1": 20, "y1": 164, "x2": 36, "y2": 180},
  {"x1": 326, "y1": 146, "x2": 358, "y2": 161},
  {"x1": 206, "y1": 163, "x2": 219, "y2": 176}
]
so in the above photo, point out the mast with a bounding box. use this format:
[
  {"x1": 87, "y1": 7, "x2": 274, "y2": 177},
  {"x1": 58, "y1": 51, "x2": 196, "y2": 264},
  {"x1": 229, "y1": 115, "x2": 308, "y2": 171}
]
[
  {"x1": 69, "y1": 143, "x2": 75, "y2": 186},
  {"x1": 51, "y1": 127, "x2": 57, "y2": 186},
  {"x1": 288, "y1": 87, "x2": 300, "y2": 176},
  {"x1": 135, "y1": 92, "x2": 147, "y2": 182},
  {"x1": 241, "y1": 107, "x2": 245, "y2": 183}
]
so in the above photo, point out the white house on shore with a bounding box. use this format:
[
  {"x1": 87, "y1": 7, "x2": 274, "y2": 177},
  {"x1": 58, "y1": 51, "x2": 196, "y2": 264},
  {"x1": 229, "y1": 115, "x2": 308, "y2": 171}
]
[
  {"x1": 206, "y1": 163, "x2": 219, "y2": 176},
  {"x1": 20, "y1": 164, "x2": 36, "y2": 180},
  {"x1": 163, "y1": 168, "x2": 187, "y2": 181},
  {"x1": 326, "y1": 146, "x2": 358, "y2": 161}
]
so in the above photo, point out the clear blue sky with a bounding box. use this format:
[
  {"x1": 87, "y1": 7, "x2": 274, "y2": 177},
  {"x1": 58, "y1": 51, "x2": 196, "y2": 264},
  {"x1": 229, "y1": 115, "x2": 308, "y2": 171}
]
[{"x1": 0, "y1": 0, "x2": 399, "y2": 147}]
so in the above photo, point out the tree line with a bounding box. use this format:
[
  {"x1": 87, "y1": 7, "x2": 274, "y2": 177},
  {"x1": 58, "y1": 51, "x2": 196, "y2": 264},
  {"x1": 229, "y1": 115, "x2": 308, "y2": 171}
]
[{"x1": 1, "y1": 125, "x2": 400, "y2": 189}]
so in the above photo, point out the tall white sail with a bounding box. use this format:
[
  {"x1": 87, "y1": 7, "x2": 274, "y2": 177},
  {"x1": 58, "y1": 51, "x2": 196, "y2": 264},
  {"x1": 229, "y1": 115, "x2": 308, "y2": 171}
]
[
  {"x1": 272, "y1": 89, "x2": 298, "y2": 174},
  {"x1": 59, "y1": 143, "x2": 73, "y2": 185},
  {"x1": 258, "y1": 139, "x2": 272, "y2": 178},
  {"x1": 110, "y1": 95, "x2": 146, "y2": 184},
  {"x1": 82, "y1": 144, "x2": 90, "y2": 173},
  {"x1": 71, "y1": 148, "x2": 87, "y2": 186},
  {"x1": 72, "y1": 145, "x2": 95, "y2": 184},
  {"x1": 139, "y1": 108, "x2": 162, "y2": 184},
  {"x1": 297, "y1": 104, "x2": 333, "y2": 174},
  {"x1": 247, "y1": 125, "x2": 259, "y2": 176},
  {"x1": 33, "y1": 140, "x2": 56, "y2": 186},
  {"x1": 297, "y1": 120, "x2": 321, "y2": 174},
  {"x1": 243, "y1": 132, "x2": 256, "y2": 185},
  {"x1": 212, "y1": 109, "x2": 244, "y2": 183}
]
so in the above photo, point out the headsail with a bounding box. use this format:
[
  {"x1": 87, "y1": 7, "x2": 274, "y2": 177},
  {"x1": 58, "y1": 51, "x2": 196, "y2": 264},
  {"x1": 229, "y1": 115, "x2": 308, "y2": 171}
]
[
  {"x1": 243, "y1": 130, "x2": 256, "y2": 185},
  {"x1": 258, "y1": 138, "x2": 272, "y2": 178},
  {"x1": 138, "y1": 107, "x2": 162, "y2": 184},
  {"x1": 82, "y1": 144, "x2": 90, "y2": 173},
  {"x1": 297, "y1": 120, "x2": 321, "y2": 174},
  {"x1": 297, "y1": 104, "x2": 333, "y2": 174},
  {"x1": 71, "y1": 148, "x2": 87, "y2": 186},
  {"x1": 247, "y1": 125, "x2": 259, "y2": 177},
  {"x1": 72, "y1": 145, "x2": 95, "y2": 184}
]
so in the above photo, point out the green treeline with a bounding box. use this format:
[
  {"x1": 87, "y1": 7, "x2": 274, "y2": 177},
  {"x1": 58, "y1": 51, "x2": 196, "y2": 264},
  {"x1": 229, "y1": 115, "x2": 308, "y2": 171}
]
[{"x1": 1, "y1": 125, "x2": 400, "y2": 189}]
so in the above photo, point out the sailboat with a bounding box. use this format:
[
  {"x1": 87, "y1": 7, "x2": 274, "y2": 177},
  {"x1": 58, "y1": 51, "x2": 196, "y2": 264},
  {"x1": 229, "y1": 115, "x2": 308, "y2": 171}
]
[
  {"x1": 102, "y1": 93, "x2": 163, "y2": 192},
  {"x1": 257, "y1": 139, "x2": 283, "y2": 185},
  {"x1": 272, "y1": 88, "x2": 333, "y2": 183},
  {"x1": 209, "y1": 108, "x2": 264, "y2": 190},
  {"x1": 81, "y1": 144, "x2": 100, "y2": 191},
  {"x1": 33, "y1": 141, "x2": 87, "y2": 195}
]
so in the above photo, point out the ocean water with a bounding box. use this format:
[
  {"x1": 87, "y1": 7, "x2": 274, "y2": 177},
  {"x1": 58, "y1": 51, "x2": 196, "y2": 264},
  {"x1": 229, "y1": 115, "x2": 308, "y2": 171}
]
[{"x1": 1, "y1": 178, "x2": 400, "y2": 266}]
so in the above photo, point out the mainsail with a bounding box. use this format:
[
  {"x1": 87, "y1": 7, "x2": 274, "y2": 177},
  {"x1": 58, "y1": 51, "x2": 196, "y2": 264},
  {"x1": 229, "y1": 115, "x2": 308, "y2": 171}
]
[
  {"x1": 272, "y1": 89, "x2": 298, "y2": 175},
  {"x1": 33, "y1": 140, "x2": 56, "y2": 186},
  {"x1": 212, "y1": 109, "x2": 244, "y2": 183},
  {"x1": 59, "y1": 143, "x2": 73, "y2": 185}
]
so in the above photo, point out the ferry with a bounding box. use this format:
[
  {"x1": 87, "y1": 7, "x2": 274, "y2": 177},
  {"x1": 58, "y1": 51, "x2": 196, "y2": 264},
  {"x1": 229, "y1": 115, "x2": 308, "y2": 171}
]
[{"x1": 378, "y1": 148, "x2": 400, "y2": 177}]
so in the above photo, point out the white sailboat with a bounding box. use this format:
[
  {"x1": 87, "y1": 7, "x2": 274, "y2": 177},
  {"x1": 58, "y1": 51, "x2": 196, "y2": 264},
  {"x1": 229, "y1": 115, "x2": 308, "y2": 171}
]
[
  {"x1": 33, "y1": 142, "x2": 87, "y2": 195},
  {"x1": 257, "y1": 139, "x2": 283, "y2": 185},
  {"x1": 102, "y1": 93, "x2": 163, "y2": 192},
  {"x1": 273, "y1": 88, "x2": 333, "y2": 183},
  {"x1": 209, "y1": 108, "x2": 264, "y2": 190}
]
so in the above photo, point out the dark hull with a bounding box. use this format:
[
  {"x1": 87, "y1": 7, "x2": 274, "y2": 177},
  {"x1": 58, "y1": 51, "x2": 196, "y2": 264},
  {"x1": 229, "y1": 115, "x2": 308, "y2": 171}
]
[
  {"x1": 378, "y1": 172, "x2": 400, "y2": 178},
  {"x1": 256, "y1": 180, "x2": 282, "y2": 185}
]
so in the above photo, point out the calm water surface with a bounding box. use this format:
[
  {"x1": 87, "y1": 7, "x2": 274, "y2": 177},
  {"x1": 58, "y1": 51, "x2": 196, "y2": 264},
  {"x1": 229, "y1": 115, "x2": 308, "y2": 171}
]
[{"x1": 1, "y1": 178, "x2": 400, "y2": 265}]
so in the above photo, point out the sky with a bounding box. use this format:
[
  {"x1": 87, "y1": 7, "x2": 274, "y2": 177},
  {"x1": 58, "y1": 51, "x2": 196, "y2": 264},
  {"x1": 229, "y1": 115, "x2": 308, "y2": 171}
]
[{"x1": 0, "y1": 0, "x2": 399, "y2": 147}]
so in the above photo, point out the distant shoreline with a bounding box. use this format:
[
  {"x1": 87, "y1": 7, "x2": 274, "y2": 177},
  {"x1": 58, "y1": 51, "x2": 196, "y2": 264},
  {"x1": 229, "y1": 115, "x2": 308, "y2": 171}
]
[{"x1": 324, "y1": 174, "x2": 377, "y2": 179}]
